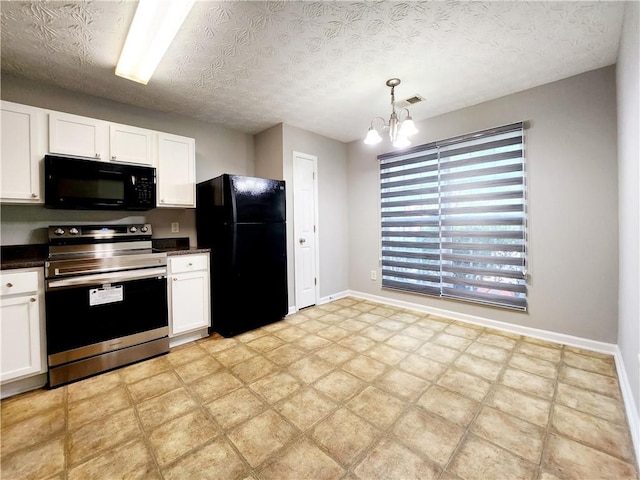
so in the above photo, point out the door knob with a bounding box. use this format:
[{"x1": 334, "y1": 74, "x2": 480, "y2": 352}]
[{"x1": 299, "y1": 238, "x2": 306, "y2": 245}]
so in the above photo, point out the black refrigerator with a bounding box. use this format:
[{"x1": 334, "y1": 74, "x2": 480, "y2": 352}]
[{"x1": 196, "y1": 174, "x2": 288, "y2": 337}]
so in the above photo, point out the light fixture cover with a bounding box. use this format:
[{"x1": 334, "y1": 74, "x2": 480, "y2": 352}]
[
  {"x1": 392, "y1": 135, "x2": 411, "y2": 148},
  {"x1": 399, "y1": 117, "x2": 418, "y2": 137},
  {"x1": 364, "y1": 127, "x2": 383, "y2": 145},
  {"x1": 116, "y1": 0, "x2": 195, "y2": 85},
  {"x1": 365, "y1": 78, "x2": 419, "y2": 148}
]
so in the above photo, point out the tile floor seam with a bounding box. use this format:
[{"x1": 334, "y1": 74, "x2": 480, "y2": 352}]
[
  {"x1": 533, "y1": 342, "x2": 562, "y2": 479},
  {"x1": 62, "y1": 384, "x2": 70, "y2": 480},
  {"x1": 132, "y1": 354, "x2": 220, "y2": 478},
  {"x1": 66, "y1": 373, "x2": 152, "y2": 477},
  {"x1": 437, "y1": 327, "x2": 521, "y2": 478}
]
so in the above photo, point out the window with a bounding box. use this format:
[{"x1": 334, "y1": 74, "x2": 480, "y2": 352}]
[{"x1": 380, "y1": 122, "x2": 527, "y2": 310}]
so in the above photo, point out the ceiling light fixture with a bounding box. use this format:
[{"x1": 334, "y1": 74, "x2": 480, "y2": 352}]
[
  {"x1": 364, "y1": 78, "x2": 419, "y2": 148},
  {"x1": 115, "y1": 0, "x2": 195, "y2": 85}
]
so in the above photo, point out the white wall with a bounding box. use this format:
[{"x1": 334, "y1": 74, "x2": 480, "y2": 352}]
[
  {"x1": 0, "y1": 73, "x2": 255, "y2": 246},
  {"x1": 347, "y1": 66, "x2": 619, "y2": 343},
  {"x1": 617, "y1": 0, "x2": 640, "y2": 427}
]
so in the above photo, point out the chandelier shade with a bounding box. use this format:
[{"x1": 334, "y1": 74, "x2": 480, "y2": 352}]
[{"x1": 364, "y1": 78, "x2": 419, "y2": 148}]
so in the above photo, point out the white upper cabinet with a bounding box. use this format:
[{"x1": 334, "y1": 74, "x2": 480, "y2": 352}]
[
  {"x1": 0, "y1": 101, "x2": 46, "y2": 203},
  {"x1": 157, "y1": 132, "x2": 196, "y2": 208},
  {"x1": 0, "y1": 102, "x2": 198, "y2": 207},
  {"x1": 49, "y1": 111, "x2": 109, "y2": 160},
  {"x1": 109, "y1": 124, "x2": 155, "y2": 166}
]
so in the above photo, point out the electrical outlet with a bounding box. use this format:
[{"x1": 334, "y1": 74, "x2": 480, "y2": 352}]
[
  {"x1": 370, "y1": 270, "x2": 377, "y2": 280},
  {"x1": 171, "y1": 222, "x2": 179, "y2": 233}
]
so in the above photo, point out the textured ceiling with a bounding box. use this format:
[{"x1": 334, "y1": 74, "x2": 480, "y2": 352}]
[{"x1": 0, "y1": 1, "x2": 625, "y2": 143}]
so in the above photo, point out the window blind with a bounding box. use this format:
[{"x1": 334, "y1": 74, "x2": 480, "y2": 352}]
[{"x1": 380, "y1": 122, "x2": 527, "y2": 311}]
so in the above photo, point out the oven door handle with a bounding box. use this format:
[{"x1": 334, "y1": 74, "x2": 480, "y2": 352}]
[{"x1": 46, "y1": 267, "x2": 167, "y2": 291}]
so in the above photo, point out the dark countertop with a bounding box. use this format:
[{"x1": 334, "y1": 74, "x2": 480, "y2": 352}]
[
  {"x1": 0, "y1": 240, "x2": 209, "y2": 271},
  {"x1": 162, "y1": 247, "x2": 210, "y2": 256},
  {"x1": 1, "y1": 244, "x2": 48, "y2": 270}
]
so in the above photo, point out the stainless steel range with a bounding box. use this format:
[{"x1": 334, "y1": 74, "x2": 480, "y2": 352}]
[{"x1": 44, "y1": 224, "x2": 169, "y2": 387}]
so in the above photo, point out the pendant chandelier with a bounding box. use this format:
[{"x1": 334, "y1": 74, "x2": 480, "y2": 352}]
[{"x1": 364, "y1": 78, "x2": 418, "y2": 148}]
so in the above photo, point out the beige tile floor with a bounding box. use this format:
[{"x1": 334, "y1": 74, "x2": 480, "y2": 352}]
[{"x1": 1, "y1": 297, "x2": 637, "y2": 480}]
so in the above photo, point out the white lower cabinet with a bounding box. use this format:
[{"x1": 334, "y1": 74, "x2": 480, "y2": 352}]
[
  {"x1": 168, "y1": 254, "x2": 210, "y2": 337},
  {"x1": 0, "y1": 269, "x2": 46, "y2": 384}
]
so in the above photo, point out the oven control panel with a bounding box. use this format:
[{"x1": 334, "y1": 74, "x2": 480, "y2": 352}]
[{"x1": 48, "y1": 224, "x2": 153, "y2": 241}]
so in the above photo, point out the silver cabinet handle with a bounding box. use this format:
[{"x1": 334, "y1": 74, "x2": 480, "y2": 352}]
[
  {"x1": 6, "y1": 283, "x2": 13, "y2": 288},
  {"x1": 299, "y1": 238, "x2": 306, "y2": 245},
  {"x1": 30, "y1": 297, "x2": 36, "y2": 302},
  {"x1": 111, "y1": 155, "x2": 117, "y2": 160},
  {"x1": 95, "y1": 153, "x2": 100, "y2": 158},
  {"x1": 31, "y1": 193, "x2": 37, "y2": 198}
]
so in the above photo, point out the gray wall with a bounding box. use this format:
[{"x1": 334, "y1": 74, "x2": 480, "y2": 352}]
[
  {"x1": 283, "y1": 124, "x2": 349, "y2": 300},
  {"x1": 254, "y1": 124, "x2": 284, "y2": 181},
  {"x1": 347, "y1": 66, "x2": 619, "y2": 343},
  {"x1": 0, "y1": 73, "x2": 255, "y2": 246},
  {"x1": 617, "y1": 2, "x2": 640, "y2": 422},
  {"x1": 253, "y1": 123, "x2": 350, "y2": 309}
]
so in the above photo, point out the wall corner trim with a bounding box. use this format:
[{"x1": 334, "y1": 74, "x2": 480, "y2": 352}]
[{"x1": 614, "y1": 347, "x2": 640, "y2": 469}]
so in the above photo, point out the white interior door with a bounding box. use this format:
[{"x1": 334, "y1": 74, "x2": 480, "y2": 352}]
[{"x1": 293, "y1": 151, "x2": 319, "y2": 309}]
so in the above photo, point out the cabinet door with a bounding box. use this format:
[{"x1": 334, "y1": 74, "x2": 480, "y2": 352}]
[
  {"x1": 157, "y1": 133, "x2": 195, "y2": 207},
  {"x1": 49, "y1": 111, "x2": 108, "y2": 160},
  {"x1": 0, "y1": 295, "x2": 42, "y2": 382},
  {"x1": 109, "y1": 124, "x2": 155, "y2": 166},
  {"x1": 169, "y1": 270, "x2": 210, "y2": 336},
  {"x1": 1, "y1": 101, "x2": 45, "y2": 203}
]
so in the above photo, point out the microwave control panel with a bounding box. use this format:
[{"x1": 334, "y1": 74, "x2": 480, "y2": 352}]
[{"x1": 132, "y1": 174, "x2": 156, "y2": 207}]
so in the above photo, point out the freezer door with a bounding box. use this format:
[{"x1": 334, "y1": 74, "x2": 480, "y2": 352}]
[{"x1": 227, "y1": 175, "x2": 286, "y2": 223}]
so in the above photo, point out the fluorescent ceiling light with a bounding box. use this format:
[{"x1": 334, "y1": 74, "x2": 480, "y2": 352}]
[{"x1": 116, "y1": 0, "x2": 195, "y2": 85}]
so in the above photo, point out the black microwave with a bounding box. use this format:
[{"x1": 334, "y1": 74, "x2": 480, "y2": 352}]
[{"x1": 45, "y1": 155, "x2": 156, "y2": 210}]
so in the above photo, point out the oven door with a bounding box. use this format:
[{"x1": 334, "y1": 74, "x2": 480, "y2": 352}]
[{"x1": 45, "y1": 267, "x2": 168, "y2": 366}]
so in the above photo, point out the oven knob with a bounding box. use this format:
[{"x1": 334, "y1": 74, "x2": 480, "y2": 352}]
[
  {"x1": 69, "y1": 227, "x2": 79, "y2": 235},
  {"x1": 129, "y1": 226, "x2": 138, "y2": 233},
  {"x1": 54, "y1": 228, "x2": 65, "y2": 236},
  {"x1": 140, "y1": 226, "x2": 148, "y2": 233}
]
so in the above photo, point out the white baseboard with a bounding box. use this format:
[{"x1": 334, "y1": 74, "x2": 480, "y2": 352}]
[
  {"x1": 0, "y1": 373, "x2": 47, "y2": 399},
  {"x1": 318, "y1": 290, "x2": 350, "y2": 305},
  {"x1": 288, "y1": 291, "x2": 350, "y2": 313},
  {"x1": 169, "y1": 329, "x2": 208, "y2": 348},
  {"x1": 346, "y1": 289, "x2": 638, "y2": 466},
  {"x1": 614, "y1": 347, "x2": 640, "y2": 467},
  {"x1": 347, "y1": 290, "x2": 617, "y2": 354}
]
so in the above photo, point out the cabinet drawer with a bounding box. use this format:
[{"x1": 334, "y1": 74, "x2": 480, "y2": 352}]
[
  {"x1": 169, "y1": 254, "x2": 208, "y2": 274},
  {"x1": 0, "y1": 271, "x2": 39, "y2": 296}
]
